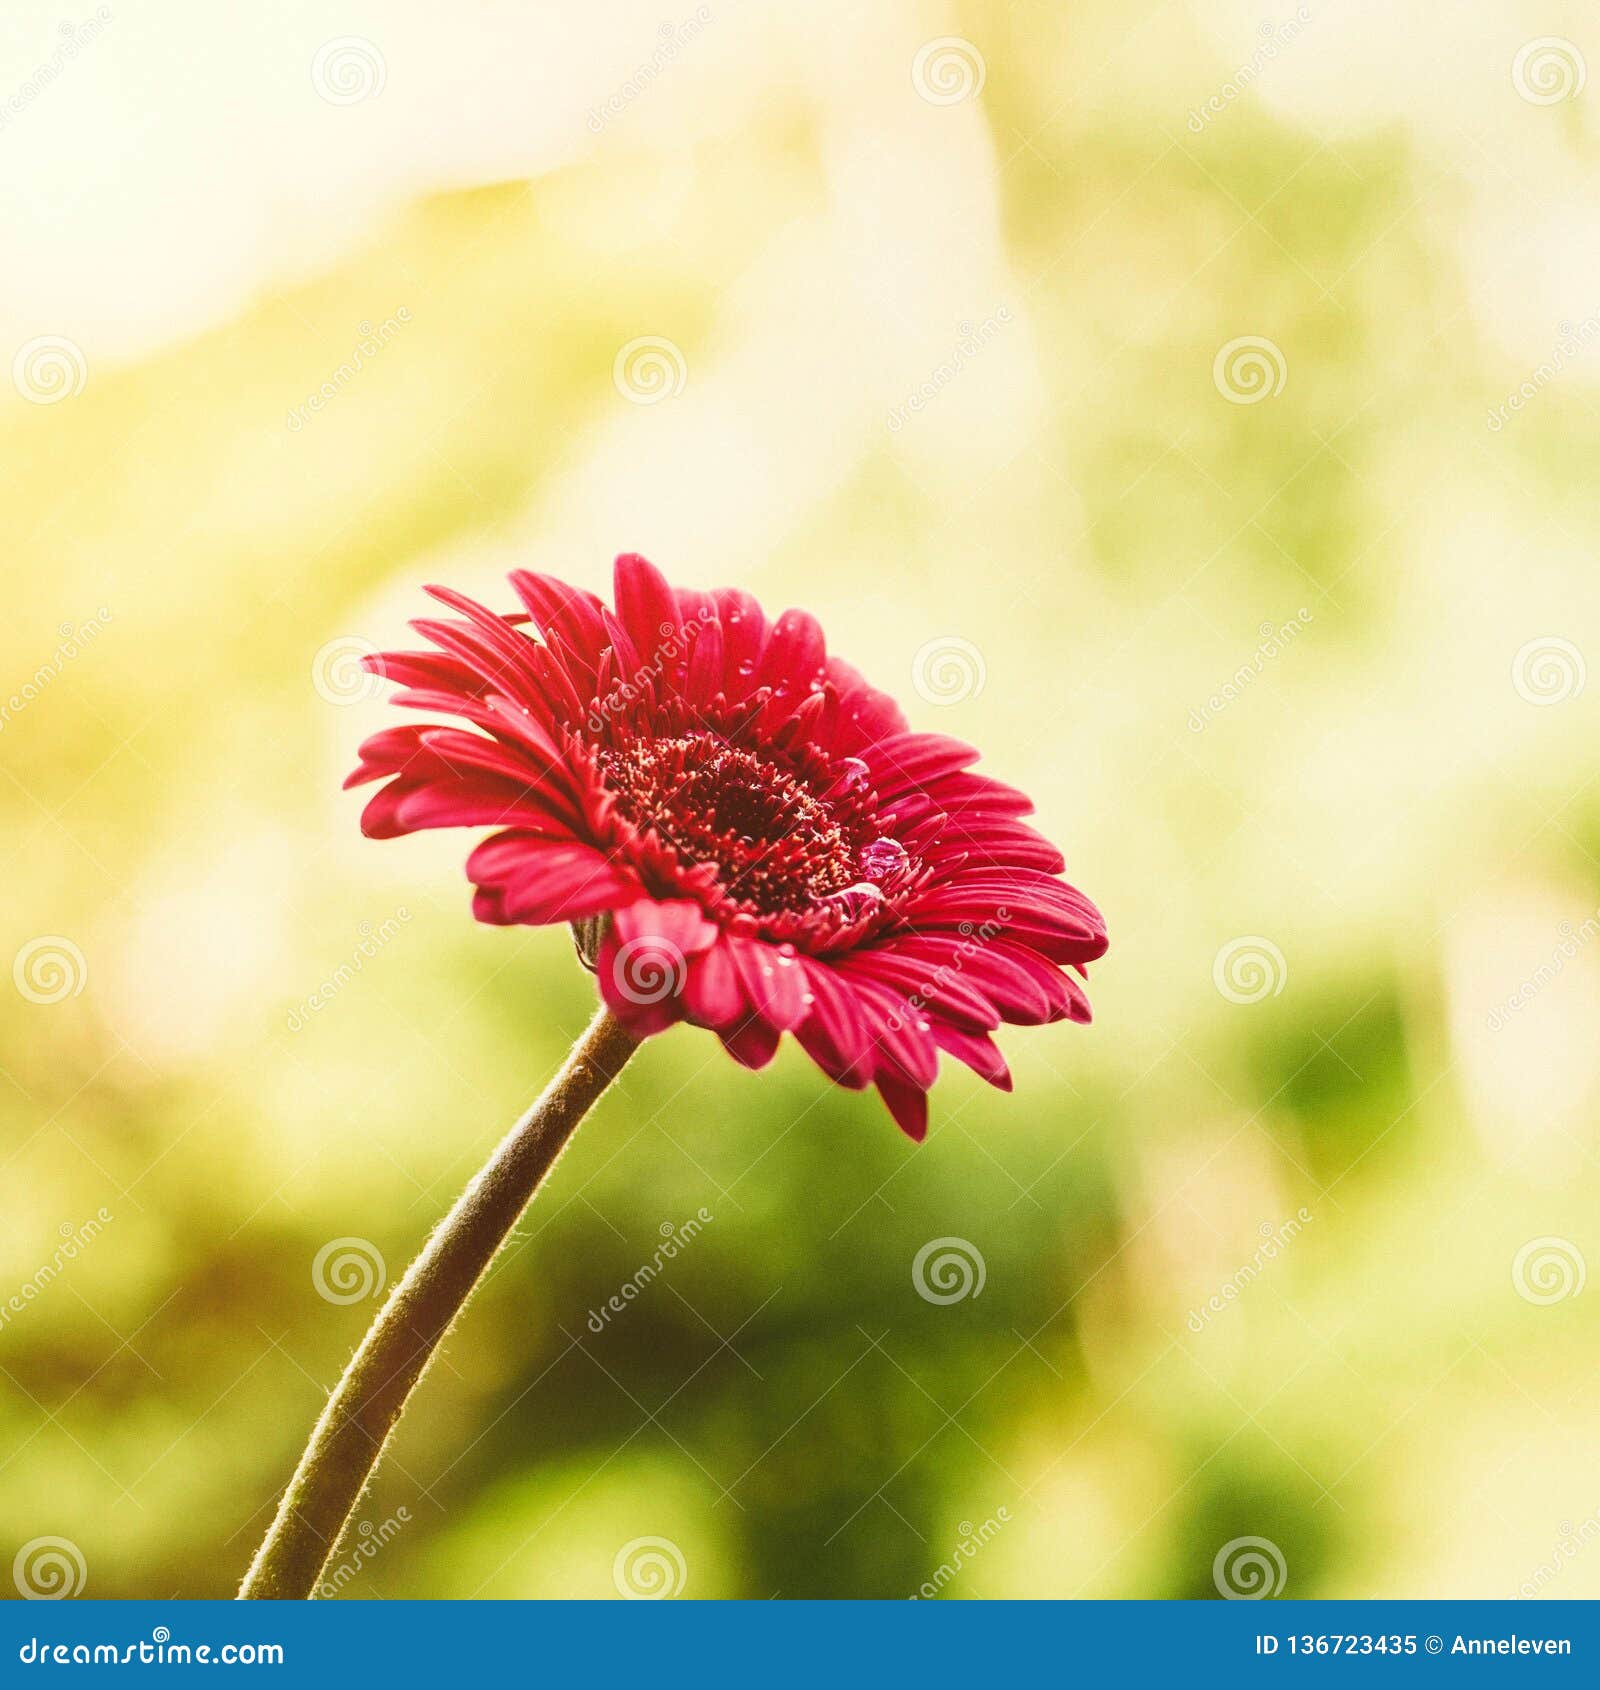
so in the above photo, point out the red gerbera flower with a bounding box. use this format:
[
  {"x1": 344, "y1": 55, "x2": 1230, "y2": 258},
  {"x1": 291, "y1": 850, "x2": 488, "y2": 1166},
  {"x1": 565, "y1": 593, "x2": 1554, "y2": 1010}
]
[{"x1": 345, "y1": 554, "x2": 1107, "y2": 1140}]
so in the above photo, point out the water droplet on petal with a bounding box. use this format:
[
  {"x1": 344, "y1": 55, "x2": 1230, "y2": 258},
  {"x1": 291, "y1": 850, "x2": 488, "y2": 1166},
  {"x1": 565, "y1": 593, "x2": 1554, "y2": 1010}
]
[
  {"x1": 821, "y1": 757, "x2": 870, "y2": 801},
  {"x1": 859, "y1": 837, "x2": 908, "y2": 881},
  {"x1": 818, "y1": 881, "x2": 886, "y2": 923}
]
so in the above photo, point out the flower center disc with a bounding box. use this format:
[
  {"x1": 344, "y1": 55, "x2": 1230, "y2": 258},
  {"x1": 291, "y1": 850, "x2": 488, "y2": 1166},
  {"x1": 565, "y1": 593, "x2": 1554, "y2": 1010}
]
[{"x1": 598, "y1": 733, "x2": 872, "y2": 914}]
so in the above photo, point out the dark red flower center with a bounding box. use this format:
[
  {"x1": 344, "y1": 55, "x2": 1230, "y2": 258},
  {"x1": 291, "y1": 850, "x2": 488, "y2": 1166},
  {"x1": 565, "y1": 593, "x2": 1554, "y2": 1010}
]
[{"x1": 597, "y1": 731, "x2": 905, "y2": 918}]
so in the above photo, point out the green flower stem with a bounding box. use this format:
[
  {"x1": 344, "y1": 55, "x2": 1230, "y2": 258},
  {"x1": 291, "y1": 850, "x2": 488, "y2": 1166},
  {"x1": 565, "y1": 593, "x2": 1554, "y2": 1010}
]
[{"x1": 239, "y1": 1005, "x2": 638, "y2": 1600}]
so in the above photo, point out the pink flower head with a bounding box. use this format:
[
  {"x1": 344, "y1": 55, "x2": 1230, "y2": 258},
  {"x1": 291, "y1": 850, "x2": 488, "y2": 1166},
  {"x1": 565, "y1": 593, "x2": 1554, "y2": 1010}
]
[{"x1": 346, "y1": 555, "x2": 1107, "y2": 1139}]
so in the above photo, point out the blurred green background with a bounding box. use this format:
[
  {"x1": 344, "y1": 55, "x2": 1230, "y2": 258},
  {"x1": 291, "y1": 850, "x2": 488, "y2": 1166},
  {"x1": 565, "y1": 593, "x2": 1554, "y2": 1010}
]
[{"x1": 3, "y1": 0, "x2": 1599, "y2": 1601}]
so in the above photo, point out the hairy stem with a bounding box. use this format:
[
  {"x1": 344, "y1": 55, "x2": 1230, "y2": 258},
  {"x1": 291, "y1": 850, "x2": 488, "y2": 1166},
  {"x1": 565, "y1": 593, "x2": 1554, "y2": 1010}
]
[{"x1": 239, "y1": 1005, "x2": 638, "y2": 1599}]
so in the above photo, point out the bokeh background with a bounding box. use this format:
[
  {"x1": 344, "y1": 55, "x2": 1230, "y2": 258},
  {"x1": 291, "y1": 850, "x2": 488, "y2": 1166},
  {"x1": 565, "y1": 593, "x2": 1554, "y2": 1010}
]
[{"x1": 3, "y1": 0, "x2": 1599, "y2": 1602}]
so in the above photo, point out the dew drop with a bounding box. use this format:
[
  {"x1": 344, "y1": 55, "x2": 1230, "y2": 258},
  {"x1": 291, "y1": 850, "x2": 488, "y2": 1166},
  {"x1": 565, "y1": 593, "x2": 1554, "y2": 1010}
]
[
  {"x1": 821, "y1": 757, "x2": 870, "y2": 801},
  {"x1": 818, "y1": 881, "x2": 886, "y2": 922},
  {"x1": 858, "y1": 837, "x2": 908, "y2": 881}
]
